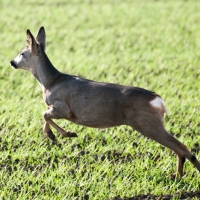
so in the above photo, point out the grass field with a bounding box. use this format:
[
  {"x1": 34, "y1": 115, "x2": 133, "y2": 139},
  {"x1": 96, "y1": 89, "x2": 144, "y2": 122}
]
[{"x1": 1, "y1": 0, "x2": 200, "y2": 199}]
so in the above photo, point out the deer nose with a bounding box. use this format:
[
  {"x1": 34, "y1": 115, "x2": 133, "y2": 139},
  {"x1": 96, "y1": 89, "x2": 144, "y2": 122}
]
[{"x1": 10, "y1": 60, "x2": 17, "y2": 69}]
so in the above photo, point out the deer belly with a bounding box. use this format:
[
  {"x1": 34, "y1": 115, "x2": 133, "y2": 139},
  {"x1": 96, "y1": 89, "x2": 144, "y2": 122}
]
[{"x1": 72, "y1": 108, "x2": 124, "y2": 128}]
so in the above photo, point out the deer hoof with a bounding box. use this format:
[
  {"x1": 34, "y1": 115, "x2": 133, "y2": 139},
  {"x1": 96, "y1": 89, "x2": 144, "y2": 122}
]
[
  {"x1": 52, "y1": 140, "x2": 59, "y2": 145},
  {"x1": 69, "y1": 132, "x2": 78, "y2": 137},
  {"x1": 62, "y1": 131, "x2": 78, "y2": 137},
  {"x1": 170, "y1": 173, "x2": 180, "y2": 180},
  {"x1": 47, "y1": 132, "x2": 56, "y2": 141}
]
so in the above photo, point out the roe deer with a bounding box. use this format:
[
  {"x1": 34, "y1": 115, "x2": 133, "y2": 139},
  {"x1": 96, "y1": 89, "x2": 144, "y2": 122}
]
[{"x1": 10, "y1": 26, "x2": 200, "y2": 178}]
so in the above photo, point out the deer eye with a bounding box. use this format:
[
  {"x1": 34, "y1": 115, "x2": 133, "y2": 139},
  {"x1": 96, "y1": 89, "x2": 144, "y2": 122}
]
[{"x1": 20, "y1": 52, "x2": 24, "y2": 56}]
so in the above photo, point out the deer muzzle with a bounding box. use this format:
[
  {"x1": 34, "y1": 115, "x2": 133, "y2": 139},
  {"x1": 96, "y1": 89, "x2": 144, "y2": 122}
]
[{"x1": 10, "y1": 60, "x2": 18, "y2": 69}]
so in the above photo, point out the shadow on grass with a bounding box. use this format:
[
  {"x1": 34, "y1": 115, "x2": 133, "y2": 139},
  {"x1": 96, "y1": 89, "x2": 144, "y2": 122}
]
[{"x1": 112, "y1": 191, "x2": 200, "y2": 200}]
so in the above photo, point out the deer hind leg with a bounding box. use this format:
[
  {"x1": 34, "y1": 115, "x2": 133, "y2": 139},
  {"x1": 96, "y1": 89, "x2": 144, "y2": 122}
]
[
  {"x1": 175, "y1": 144, "x2": 200, "y2": 175},
  {"x1": 176, "y1": 154, "x2": 185, "y2": 177},
  {"x1": 130, "y1": 112, "x2": 200, "y2": 177},
  {"x1": 43, "y1": 102, "x2": 78, "y2": 140}
]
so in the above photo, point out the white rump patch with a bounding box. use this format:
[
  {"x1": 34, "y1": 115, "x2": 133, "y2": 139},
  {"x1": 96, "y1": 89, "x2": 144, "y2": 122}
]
[{"x1": 150, "y1": 96, "x2": 167, "y2": 113}]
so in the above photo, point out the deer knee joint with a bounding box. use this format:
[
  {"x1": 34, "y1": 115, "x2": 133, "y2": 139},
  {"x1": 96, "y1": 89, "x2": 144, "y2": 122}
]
[{"x1": 43, "y1": 111, "x2": 50, "y2": 120}]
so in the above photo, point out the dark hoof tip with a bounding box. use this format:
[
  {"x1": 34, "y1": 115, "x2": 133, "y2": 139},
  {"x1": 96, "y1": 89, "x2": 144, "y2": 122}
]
[
  {"x1": 69, "y1": 132, "x2": 78, "y2": 137},
  {"x1": 62, "y1": 132, "x2": 78, "y2": 138},
  {"x1": 170, "y1": 173, "x2": 177, "y2": 180},
  {"x1": 52, "y1": 140, "x2": 58, "y2": 145},
  {"x1": 170, "y1": 173, "x2": 183, "y2": 180}
]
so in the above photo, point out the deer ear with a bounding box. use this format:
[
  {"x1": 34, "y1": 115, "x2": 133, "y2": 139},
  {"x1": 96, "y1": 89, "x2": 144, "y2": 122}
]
[
  {"x1": 26, "y1": 29, "x2": 37, "y2": 54},
  {"x1": 36, "y1": 26, "x2": 46, "y2": 51}
]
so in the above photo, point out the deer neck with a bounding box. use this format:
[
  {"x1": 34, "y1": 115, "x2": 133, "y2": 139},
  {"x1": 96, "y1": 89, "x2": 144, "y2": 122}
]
[{"x1": 33, "y1": 52, "x2": 61, "y2": 90}]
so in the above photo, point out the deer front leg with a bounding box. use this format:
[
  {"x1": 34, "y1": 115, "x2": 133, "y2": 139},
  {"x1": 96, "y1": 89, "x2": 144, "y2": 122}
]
[
  {"x1": 43, "y1": 102, "x2": 78, "y2": 140},
  {"x1": 43, "y1": 121, "x2": 57, "y2": 142}
]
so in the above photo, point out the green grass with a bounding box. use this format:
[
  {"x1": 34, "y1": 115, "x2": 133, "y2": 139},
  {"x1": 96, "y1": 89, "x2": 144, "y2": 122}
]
[{"x1": 1, "y1": 0, "x2": 200, "y2": 199}]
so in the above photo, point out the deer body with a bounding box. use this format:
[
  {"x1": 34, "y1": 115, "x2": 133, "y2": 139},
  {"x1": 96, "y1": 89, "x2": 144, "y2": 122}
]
[
  {"x1": 44, "y1": 74, "x2": 160, "y2": 128},
  {"x1": 10, "y1": 27, "x2": 200, "y2": 178}
]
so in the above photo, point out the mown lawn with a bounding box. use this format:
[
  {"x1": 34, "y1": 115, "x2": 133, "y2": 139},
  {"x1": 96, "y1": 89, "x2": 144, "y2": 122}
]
[{"x1": 0, "y1": 0, "x2": 200, "y2": 199}]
